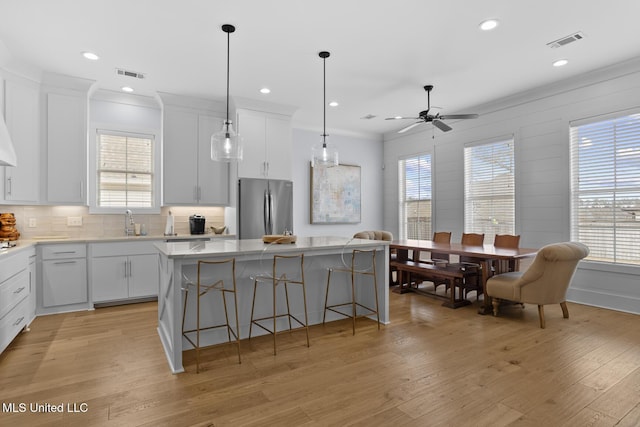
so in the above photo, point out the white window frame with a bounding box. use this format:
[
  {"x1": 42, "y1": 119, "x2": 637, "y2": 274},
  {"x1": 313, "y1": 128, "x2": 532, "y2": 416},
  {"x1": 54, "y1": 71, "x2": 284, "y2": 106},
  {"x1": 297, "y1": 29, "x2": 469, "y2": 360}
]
[
  {"x1": 89, "y1": 126, "x2": 161, "y2": 214},
  {"x1": 464, "y1": 137, "x2": 515, "y2": 243},
  {"x1": 398, "y1": 152, "x2": 432, "y2": 240},
  {"x1": 570, "y1": 110, "x2": 640, "y2": 266}
]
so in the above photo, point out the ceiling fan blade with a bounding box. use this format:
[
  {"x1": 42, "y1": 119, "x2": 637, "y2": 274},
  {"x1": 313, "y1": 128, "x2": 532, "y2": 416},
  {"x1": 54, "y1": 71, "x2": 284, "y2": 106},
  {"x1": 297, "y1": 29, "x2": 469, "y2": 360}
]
[
  {"x1": 432, "y1": 120, "x2": 452, "y2": 132},
  {"x1": 439, "y1": 114, "x2": 479, "y2": 120},
  {"x1": 398, "y1": 122, "x2": 423, "y2": 133},
  {"x1": 385, "y1": 116, "x2": 420, "y2": 120}
]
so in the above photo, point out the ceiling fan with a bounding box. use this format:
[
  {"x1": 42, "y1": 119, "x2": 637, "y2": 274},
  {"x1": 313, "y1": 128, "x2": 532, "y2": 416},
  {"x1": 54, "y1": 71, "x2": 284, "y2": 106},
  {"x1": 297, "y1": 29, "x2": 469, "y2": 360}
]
[{"x1": 386, "y1": 85, "x2": 479, "y2": 133}]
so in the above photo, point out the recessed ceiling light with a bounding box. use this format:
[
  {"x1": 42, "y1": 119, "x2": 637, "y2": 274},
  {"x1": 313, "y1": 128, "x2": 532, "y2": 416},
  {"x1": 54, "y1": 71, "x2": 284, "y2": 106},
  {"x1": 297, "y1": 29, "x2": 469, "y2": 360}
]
[
  {"x1": 121, "y1": 86, "x2": 134, "y2": 93},
  {"x1": 82, "y1": 51, "x2": 99, "y2": 61},
  {"x1": 553, "y1": 59, "x2": 569, "y2": 67},
  {"x1": 479, "y1": 19, "x2": 499, "y2": 31},
  {"x1": 260, "y1": 87, "x2": 271, "y2": 94},
  {"x1": 329, "y1": 101, "x2": 339, "y2": 107}
]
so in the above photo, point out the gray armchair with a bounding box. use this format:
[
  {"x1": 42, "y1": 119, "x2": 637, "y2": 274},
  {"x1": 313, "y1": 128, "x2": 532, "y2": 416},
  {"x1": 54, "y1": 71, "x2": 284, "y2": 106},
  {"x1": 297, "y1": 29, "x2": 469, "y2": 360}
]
[{"x1": 486, "y1": 241, "x2": 589, "y2": 328}]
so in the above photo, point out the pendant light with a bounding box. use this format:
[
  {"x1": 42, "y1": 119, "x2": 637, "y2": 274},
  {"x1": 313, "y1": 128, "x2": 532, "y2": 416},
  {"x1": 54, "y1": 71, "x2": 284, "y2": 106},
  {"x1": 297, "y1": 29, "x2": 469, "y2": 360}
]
[
  {"x1": 211, "y1": 24, "x2": 243, "y2": 162},
  {"x1": 311, "y1": 51, "x2": 338, "y2": 167}
]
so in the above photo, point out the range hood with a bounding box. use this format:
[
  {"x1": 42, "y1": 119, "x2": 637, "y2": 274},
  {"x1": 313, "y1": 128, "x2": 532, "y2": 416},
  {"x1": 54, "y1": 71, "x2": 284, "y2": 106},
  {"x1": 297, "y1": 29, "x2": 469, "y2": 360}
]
[{"x1": 0, "y1": 114, "x2": 17, "y2": 167}]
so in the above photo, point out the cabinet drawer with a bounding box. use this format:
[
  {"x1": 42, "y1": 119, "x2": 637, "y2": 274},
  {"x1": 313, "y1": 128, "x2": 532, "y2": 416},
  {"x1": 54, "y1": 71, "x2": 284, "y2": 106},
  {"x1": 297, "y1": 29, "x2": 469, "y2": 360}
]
[
  {"x1": 0, "y1": 296, "x2": 29, "y2": 354},
  {"x1": 90, "y1": 241, "x2": 160, "y2": 257},
  {"x1": 0, "y1": 268, "x2": 29, "y2": 320},
  {"x1": 41, "y1": 244, "x2": 86, "y2": 260},
  {"x1": 0, "y1": 249, "x2": 29, "y2": 283}
]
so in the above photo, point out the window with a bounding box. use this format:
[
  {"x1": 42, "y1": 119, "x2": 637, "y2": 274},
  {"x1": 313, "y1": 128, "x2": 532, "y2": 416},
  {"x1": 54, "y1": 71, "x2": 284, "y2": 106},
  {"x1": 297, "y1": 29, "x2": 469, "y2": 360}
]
[
  {"x1": 399, "y1": 153, "x2": 432, "y2": 239},
  {"x1": 570, "y1": 112, "x2": 640, "y2": 265},
  {"x1": 93, "y1": 129, "x2": 157, "y2": 211},
  {"x1": 464, "y1": 138, "x2": 515, "y2": 243}
]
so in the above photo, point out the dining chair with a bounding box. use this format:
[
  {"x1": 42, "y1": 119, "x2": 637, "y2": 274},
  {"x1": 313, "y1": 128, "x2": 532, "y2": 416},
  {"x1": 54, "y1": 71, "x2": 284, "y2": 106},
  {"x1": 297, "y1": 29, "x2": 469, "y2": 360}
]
[
  {"x1": 455, "y1": 233, "x2": 485, "y2": 300},
  {"x1": 493, "y1": 234, "x2": 521, "y2": 274}
]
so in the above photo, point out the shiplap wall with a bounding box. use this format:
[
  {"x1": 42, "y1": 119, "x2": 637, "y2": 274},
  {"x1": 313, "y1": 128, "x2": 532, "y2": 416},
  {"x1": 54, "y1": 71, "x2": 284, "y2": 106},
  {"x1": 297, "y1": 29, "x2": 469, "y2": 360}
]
[{"x1": 383, "y1": 58, "x2": 640, "y2": 314}]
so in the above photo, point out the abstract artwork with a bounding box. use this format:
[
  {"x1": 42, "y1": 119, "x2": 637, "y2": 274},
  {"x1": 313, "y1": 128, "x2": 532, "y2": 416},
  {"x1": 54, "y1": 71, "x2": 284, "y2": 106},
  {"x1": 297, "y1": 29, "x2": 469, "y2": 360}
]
[{"x1": 310, "y1": 163, "x2": 361, "y2": 224}]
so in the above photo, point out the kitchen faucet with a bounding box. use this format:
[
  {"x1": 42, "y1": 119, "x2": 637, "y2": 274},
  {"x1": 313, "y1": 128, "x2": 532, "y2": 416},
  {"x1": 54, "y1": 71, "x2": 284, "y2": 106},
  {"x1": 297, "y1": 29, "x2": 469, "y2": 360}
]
[{"x1": 125, "y1": 209, "x2": 135, "y2": 236}]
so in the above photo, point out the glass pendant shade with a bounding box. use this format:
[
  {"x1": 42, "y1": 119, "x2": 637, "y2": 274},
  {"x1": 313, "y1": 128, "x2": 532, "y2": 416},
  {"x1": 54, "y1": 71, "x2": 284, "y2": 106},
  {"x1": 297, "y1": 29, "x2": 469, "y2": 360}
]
[
  {"x1": 211, "y1": 120, "x2": 243, "y2": 162},
  {"x1": 311, "y1": 140, "x2": 338, "y2": 167}
]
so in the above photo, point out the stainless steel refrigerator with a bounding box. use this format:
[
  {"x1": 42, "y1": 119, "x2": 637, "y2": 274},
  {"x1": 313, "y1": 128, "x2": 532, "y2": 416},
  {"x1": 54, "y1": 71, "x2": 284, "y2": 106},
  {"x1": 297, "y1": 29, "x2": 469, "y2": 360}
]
[{"x1": 238, "y1": 178, "x2": 293, "y2": 239}]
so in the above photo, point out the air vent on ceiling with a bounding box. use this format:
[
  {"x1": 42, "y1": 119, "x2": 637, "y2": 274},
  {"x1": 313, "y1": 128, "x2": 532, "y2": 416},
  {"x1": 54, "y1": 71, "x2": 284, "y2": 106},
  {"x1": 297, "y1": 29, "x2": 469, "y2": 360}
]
[
  {"x1": 547, "y1": 31, "x2": 585, "y2": 49},
  {"x1": 115, "y1": 68, "x2": 145, "y2": 79}
]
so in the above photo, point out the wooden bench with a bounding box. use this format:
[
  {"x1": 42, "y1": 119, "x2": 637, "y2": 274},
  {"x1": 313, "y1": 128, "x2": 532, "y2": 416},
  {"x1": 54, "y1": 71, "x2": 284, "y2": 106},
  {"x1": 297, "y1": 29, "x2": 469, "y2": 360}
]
[{"x1": 390, "y1": 260, "x2": 478, "y2": 308}]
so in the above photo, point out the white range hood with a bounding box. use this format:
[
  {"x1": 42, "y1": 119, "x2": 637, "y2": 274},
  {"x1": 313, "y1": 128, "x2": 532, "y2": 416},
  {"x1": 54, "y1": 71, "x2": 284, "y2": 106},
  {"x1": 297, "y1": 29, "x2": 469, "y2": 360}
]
[{"x1": 0, "y1": 114, "x2": 16, "y2": 167}]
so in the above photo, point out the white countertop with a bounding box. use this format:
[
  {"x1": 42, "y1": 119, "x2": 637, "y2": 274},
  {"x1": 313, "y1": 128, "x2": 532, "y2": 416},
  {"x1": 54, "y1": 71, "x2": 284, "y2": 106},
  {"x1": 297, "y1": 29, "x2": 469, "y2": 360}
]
[
  {"x1": 155, "y1": 236, "x2": 390, "y2": 258},
  {"x1": 0, "y1": 234, "x2": 232, "y2": 258}
]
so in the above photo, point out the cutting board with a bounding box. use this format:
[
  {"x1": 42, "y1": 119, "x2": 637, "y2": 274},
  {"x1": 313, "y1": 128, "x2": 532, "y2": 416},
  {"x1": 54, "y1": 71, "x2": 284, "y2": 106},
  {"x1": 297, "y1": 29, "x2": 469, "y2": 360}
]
[{"x1": 262, "y1": 235, "x2": 297, "y2": 244}]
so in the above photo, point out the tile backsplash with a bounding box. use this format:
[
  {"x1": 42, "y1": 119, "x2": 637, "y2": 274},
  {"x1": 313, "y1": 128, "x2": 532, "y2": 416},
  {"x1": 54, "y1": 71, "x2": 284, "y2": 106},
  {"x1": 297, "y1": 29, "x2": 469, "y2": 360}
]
[{"x1": 0, "y1": 205, "x2": 226, "y2": 239}]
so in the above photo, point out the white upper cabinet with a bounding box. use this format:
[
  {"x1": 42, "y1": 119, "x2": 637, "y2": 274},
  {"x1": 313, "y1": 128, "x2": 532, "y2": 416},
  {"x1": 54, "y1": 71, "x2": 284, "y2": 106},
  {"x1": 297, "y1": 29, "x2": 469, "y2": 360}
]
[
  {"x1": 161, "y1": 96, "x2": 230, "y2": 206},
  {"x1": 2, "y1": 75, "x2": 40, "y2": 203},
  {"x1": 236, "y1": 109, "x2": 292, "y2": 180},
  {"x1": 45, "y1": 92, "x2": 87, "y2": 204}
]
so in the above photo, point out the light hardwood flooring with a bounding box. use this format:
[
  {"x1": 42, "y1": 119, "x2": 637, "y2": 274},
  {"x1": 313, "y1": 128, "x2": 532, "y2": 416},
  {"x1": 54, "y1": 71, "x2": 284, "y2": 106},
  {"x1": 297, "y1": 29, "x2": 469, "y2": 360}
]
[{"x1": 1, "y1": 290, "x2": 639, "y2": 426}]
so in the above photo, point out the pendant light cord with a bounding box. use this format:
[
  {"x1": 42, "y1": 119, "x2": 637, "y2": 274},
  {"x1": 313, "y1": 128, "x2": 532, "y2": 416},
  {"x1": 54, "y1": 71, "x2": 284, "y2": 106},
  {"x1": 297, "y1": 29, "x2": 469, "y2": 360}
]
[
  {"x1": 319, "y1": 51, "x2": 330, "y2": 145},
  {"x1": 226, "y1": 29, "x2": 230, "y2": 129}
]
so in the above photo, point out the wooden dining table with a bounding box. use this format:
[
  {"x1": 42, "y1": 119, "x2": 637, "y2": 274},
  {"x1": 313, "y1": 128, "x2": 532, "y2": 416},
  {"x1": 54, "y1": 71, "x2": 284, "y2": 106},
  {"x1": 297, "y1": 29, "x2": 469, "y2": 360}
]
[{"x1": 390, "y1": 239, "x2": 538, "y2": 314}]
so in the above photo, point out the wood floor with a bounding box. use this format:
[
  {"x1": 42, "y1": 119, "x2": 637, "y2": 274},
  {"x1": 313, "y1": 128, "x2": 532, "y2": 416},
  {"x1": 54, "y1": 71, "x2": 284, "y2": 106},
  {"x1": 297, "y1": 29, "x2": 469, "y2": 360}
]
[{"x1": 1, "y1": 290, "x2": 639, "y2": 426}]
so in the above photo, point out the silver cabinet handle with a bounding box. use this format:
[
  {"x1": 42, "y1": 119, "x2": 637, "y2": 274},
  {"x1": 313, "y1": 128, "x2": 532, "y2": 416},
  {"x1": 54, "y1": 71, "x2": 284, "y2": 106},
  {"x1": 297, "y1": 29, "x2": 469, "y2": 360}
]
[
  {"x1": 13, "y1": 316, "x2": 24, "y2": 326},
  {"x1": 13, "y1": 286, "x2": 25, "y2": 294},
  {"x1": 129, "y1": 260, "x2": 132, "y2": 277},
  {"x1": 53, "y1": 251, "x2": 77, "y2": 255},
  {"x1": 6, "y1": 177, "x2": 11, "y2": 195},
  {"x1": 53, "y1": 260, "x2": 76, "y2": 265}
]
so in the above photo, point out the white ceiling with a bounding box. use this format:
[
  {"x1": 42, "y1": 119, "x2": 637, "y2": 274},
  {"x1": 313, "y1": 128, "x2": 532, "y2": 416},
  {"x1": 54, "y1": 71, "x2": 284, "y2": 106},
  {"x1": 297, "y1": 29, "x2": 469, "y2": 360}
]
[{"x1": 1, "y1": 0, "x2": 640, "y2": 138}]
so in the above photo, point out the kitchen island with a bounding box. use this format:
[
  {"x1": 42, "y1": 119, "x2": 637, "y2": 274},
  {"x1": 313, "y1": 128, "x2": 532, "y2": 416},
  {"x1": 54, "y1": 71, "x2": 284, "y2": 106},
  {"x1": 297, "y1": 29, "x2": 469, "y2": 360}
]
[{"x1": 155, "y1": 236, "x2": 390, "y2": 373}]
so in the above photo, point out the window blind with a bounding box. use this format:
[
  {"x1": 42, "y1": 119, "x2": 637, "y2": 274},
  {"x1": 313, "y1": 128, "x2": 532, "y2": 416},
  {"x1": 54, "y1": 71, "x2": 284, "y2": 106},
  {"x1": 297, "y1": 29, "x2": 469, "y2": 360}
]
[
  {"x1": 97, "y1": 131, "x2": 154, "y2": 208},
  {"x1": 399, "y1": 153, "x2": 432, "y2": 240},
  {"x1": 464, "y1": 139, "x2": 515, "y2": 243},
  {"x1": 570, "y1": 112, "x2": 640, "y2": 265}
]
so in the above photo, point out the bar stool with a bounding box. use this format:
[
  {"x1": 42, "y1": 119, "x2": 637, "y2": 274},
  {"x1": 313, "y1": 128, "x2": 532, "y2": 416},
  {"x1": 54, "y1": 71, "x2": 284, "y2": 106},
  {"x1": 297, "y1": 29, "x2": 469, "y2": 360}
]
[
  {"x1": 182, "y1": 258, "x2": 241, "y2": 373},
  {"x1": 323, "y1": 248, "x2": 380, "y2": 335},
  {"x1": 249, "y1": 253, "x2": 309, "y2": 355}
]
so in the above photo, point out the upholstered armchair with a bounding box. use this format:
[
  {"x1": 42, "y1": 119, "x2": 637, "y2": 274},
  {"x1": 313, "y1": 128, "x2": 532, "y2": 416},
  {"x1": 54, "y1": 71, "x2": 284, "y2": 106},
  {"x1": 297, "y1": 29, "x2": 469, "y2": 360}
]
[
  {"x1": 353, "y1": 230, "x2": 393, "y2": 241},
  {"x1": 486, "y1": 241, "x2": 589, "y2": 328}
]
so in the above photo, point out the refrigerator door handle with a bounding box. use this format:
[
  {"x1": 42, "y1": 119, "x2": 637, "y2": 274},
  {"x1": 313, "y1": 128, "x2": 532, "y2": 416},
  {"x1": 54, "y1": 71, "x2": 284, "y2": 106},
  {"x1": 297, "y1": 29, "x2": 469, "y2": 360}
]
[
  {"x1": 268, "y1": 190, "x2": 275, "y2": 234},
  {"x1": 263, "y1": 189, "x2": 270, "y2": 235}
]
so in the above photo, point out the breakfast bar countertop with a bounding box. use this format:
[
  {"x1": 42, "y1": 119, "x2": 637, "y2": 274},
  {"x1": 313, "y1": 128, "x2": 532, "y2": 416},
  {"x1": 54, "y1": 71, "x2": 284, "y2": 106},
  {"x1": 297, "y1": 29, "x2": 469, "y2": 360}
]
[{"x1": 154, "y1": 235, "x2": 390, "y2": 259}]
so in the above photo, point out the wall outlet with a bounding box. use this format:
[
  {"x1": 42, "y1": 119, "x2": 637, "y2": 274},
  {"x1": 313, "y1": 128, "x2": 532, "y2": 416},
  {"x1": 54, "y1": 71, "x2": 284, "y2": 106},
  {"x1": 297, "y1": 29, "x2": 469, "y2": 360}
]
[
  {"x1": 67, "y1": 216, "x2": 83, "y2": 227},
  {"x1": 28, "y1": 218, "x2": 37, "y2": 227}
]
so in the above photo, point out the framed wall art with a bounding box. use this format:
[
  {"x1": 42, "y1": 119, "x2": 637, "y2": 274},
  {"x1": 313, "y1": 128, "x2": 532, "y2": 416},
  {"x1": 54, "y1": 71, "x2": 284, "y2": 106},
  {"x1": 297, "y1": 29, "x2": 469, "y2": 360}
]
[{"x1": 310, "y1": 163, "x2": 361, "y2": 224}]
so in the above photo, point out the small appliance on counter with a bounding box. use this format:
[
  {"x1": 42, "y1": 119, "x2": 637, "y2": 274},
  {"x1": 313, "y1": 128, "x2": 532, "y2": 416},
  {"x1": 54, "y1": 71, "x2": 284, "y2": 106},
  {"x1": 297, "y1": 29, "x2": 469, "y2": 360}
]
[{"x1": 189, "y1": 214, "x2": 206, "y2": 235}]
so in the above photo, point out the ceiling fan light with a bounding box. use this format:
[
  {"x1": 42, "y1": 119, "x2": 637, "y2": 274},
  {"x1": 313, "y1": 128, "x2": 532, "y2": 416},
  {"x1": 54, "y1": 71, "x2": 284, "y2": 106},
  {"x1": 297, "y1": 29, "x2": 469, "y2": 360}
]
[{"x1": 479, "y1": 19, "x2": 499, "y2": 31}]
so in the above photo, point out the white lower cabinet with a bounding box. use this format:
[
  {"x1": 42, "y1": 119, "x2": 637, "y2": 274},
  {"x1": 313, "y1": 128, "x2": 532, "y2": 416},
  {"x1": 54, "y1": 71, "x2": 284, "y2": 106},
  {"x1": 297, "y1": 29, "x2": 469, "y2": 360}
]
[
  {"x1": 90, "y1": 241, "x2": 159, "y2": 304},
  {"x1": 0, "y1": 247, "x2": 36, "y2": 355},
  {"x1": 40, "y1": 244, "x2": 88, "y2": 311}
]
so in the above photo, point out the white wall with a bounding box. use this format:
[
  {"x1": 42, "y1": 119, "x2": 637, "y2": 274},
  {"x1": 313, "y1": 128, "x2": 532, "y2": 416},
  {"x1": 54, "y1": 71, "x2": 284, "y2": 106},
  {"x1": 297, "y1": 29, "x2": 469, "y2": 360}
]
[
  {"x1": 383, "y1": 57, "x2": 640, "y2": 314},
  {"x1": 292, "y1": 128, "x2": 384, "y2": 238}
]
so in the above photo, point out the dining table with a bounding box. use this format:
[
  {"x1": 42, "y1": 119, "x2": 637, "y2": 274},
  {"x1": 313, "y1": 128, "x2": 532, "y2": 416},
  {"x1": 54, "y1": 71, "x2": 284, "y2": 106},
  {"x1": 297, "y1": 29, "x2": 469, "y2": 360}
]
[{"x1": 390, "y1": 239, "x2": 538, "y2": 314}]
